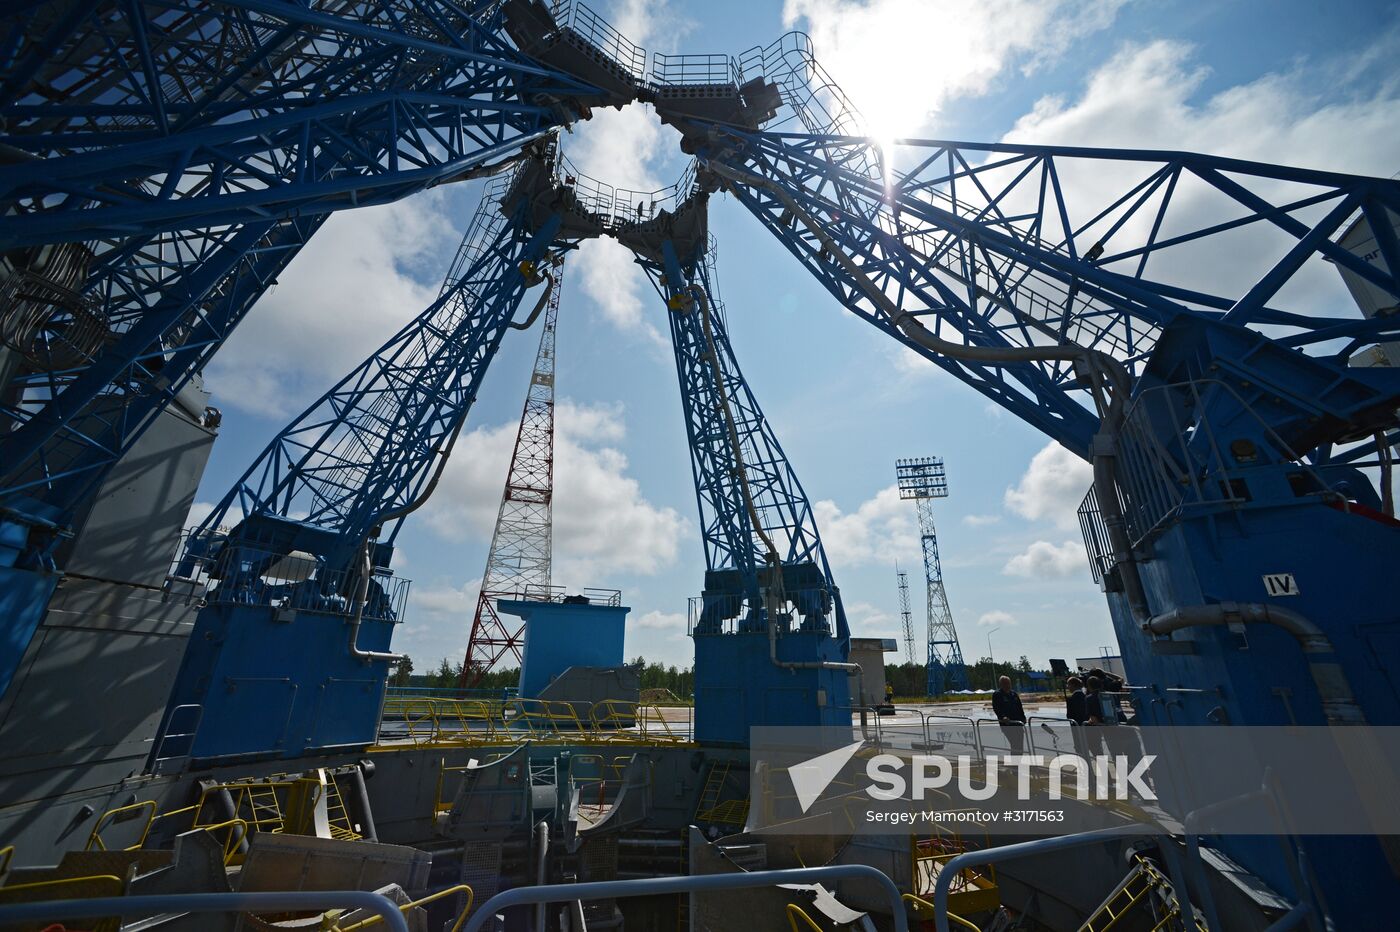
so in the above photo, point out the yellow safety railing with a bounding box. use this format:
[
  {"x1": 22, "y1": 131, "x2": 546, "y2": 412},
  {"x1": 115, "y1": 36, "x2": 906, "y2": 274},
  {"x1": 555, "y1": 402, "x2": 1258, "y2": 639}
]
[
  {"x1": 902, "y1": 893, "x2": 983, "y2": 932},
  {"x1": 85, "y1": 799, "x2": 159, "y2": 852},
  {"x1": 377, "y1": 697, "x2": 692, "y2": 750},
  {"x1": 785, "y1": 903, "x2": 823, "y2": 931},
  {"x1": 85, "y1": 771, "x2": 363, "y2": 863},
  {"x1": 0, "y1": 845, "x2": 13, "y2": 875},
  {"x1": 333, "y1": 883, "x2": 475, "y2": 931},
  {"x1": 1082, "y1": 854, "x2": 1204, "y2": 932}
]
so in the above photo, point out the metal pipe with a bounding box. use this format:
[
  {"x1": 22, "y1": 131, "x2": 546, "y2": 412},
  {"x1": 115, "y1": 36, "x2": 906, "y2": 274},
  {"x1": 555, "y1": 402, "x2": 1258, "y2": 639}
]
[
  {"x1": 1376, "y1": 430, "x2": 1395, "y2": 517},
  {"x1": 534, "y1": 820, "x2": 549, "y2": 932},
  {"x1": 0, "y1": 891, "x2": 410, "y2": 932},
  {"x1": 510, "y1": 270, "x2": 555, "y2": 330},
  {"x1": 346, "y1": 765, "x2": 378, "y2": 842},
  {"x1": 460, "y1": 865, "x2": 908, "y2": 932},
  {"x1": 349, "y1": 262, "x2": 551, "y2": 662},
  {"x1": 1265, "y1": 902, "x2": 1312, "y2": 932},
  {"x1": 1142, "y1": 603, "x2": 1363, "y2": 724},
  {"x1": 929, "y1": 824, "x2": 1153, "y2": 932}
]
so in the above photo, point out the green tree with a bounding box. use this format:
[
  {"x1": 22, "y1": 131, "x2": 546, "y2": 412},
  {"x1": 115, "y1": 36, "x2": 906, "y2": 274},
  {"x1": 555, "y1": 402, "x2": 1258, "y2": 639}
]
[{"x1": 390, "y1": 655, "x2": 414, "y2": 687}]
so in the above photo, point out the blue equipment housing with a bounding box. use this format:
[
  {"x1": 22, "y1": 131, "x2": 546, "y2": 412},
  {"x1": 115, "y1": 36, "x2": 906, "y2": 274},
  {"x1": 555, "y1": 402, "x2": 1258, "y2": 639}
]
[{"x1": 508, "y1": 598, "x2": 630, "y2": 698}]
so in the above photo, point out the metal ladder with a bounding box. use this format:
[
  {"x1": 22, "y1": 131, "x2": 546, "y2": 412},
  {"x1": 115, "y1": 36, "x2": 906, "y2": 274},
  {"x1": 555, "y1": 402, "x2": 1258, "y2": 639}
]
[
  {"x1": 694, "y1": 759, "x2": 749, "y2": 827},
  {"x1": 1080, "y1": 856, "x2": 1203, "y2": 932},
  {"x1": 321, "y1": 775, "x2": 360, "y2": 841}
]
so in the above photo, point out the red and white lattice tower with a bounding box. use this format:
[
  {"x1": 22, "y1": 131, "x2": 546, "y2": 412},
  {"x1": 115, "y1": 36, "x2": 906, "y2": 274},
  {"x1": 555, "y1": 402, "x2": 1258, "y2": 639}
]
[{"x1": 460, "y1": 268, "x2": 561, "y2": 685}]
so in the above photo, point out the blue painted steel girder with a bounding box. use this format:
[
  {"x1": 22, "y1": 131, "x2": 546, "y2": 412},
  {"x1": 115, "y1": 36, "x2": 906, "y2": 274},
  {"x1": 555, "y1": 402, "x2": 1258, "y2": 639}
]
[
  {"x1": 194, "y1": 166, "x2": 563, "y2": 569},
  {"x1": 0, "y1": 0, "x2": 590, "y2": 524},
  {"x1": 0, "y1": 0, "x2": 593, "y2": 245},
  {"x1": 644, "y1": 237, "x2": 847, "y2": 643},
  {"x1": 697, "y1": 129, "x2": 1400, "y2": 456}
]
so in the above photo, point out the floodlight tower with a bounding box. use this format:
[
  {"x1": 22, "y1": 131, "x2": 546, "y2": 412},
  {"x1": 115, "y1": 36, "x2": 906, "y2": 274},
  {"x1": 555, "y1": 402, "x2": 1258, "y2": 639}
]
[
  {"x1": 896, "y1": 457, "x2": 969, "y2": 695},
  {"x1": 896, "y1": 566, "x2": 916, "y2": 663}
]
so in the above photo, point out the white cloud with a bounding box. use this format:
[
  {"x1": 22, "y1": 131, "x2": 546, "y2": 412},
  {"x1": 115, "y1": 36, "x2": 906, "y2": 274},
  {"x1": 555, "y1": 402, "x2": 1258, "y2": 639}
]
[
  {"x1": 845, "y1": 600, "x2": 898, "y2": 637},
  {"x1": 207, "y1": 193, "x2": 452, "y2": 418},
  {"x1": 409, "y1": 579, "x2": 480, "y2": 623},
  {"x1": 783, "y1": 0, "x2": 1125, "y2": 138},
  {"x1": 184, "y1": 499, "x2": 243, "y2": 531},
  {"x1": 962, "y1": 514, "x2": 1001, "y2": 527},
  {"x1": 573, "y1": 237, "x2": 665, "y2": 345},
  {"x1": 1004, "y1": 442, "x2": 1092, "y2": 530},
  {"x1": 632, "y1": 610, "x2": 685, "y2": 631},
  {"x1": 812, "y1": 485, "x2": 920, "y2": 568},
  {"x1": 420, "y1": 400, "x2": 685, "y2": 584},
  {"x1": 977, "y1": 609, "x2": 1017, "y2": 628},
  {"x1": 1005, "y1": 39, "x2": 1400, "y2": 178},
  {"x1": 1003, "y1": 539, "x2": 1086, "y2": 578},
  {"x1": 996, "y1": 40, "x2": 1400, "y2": 325},
  {"x1": 562, "y1": 0, "x2": 689, "y2": 343},
  {"x1": 393, "y1": 577, "x2": 483, "y2": 668}
]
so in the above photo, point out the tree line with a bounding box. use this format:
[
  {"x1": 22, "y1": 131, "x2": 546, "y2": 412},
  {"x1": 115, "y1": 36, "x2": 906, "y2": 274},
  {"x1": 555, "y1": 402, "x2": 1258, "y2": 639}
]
[
  {"x1": 392, "y1": 653, "x2": 1050, "y2": 697},
  {"x1": 388, "y1": 655, "x2": 694, "y2": 696}
]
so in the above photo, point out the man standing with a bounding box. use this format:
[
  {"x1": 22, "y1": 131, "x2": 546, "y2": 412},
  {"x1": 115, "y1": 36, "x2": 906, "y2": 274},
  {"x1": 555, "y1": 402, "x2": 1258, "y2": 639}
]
[
  {"x1": 1085, "y1": 675, "x2": 1113, "y2": 724},
  {"x1": 1066, "y1": 675, "x2": 1091, "y2": 759},
  {"x1": 1065, "y1": 676, "x2": 1089, "y2": 724},
  {"x1": 992, "y1": 675, "x2": 1027, "y2": 755}
]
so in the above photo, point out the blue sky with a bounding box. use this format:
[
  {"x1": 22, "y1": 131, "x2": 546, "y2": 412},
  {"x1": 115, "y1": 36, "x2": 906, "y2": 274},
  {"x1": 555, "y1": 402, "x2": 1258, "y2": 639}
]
[{"x1": 192, "y1": 0, "x2": 1400, "y2": 672}]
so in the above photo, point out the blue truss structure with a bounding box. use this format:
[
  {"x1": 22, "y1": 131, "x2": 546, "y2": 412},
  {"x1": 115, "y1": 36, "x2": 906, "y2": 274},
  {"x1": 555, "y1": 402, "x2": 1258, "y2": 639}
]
[
  {"x1": 643, "y1": 46, "x2": 1400, "y2": 924},
  {"x1": 0, "y1": 0, "x2": 590, "y2": 244},
  {"x1": 190, "y1": 167, "x2": 561, "y2": 575},
  {"x1": 696, "y1": 129, "x2": 1400, "y2": 459},
  {"x1": 158, "y1": 164, "x2": 562, "y2": 760},
  {"x1": 0, "y1": 0, "x2": 591, "y2": 533},
  {"x1": 644, "y1": 239, "x2": 847, "y2": 641}
]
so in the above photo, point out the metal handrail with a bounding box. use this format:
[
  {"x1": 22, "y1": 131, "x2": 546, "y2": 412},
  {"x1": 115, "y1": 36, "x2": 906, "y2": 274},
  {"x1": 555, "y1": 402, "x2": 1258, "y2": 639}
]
[
  {"x1": 1026, "y1": 714, "x2": 1078, "y2": 758},
  {"x1": 151, "y1": 703, "x2": 202, "y2": 767},
  {"x1": 336, "y1": 883, "x2": 475, "y2": 932},
  {"x1": 460, "y1": 865, "x2": 908, "y2": 932},
  {"x1": 929, "y1": 825, "x2": 1171, "y2": 932},
  {"x1": 0, "y1": 891, "x2": 411, "y2": 932},
  {"x1": 922, "y1": 712, "x2": 984, "y2": 759}
]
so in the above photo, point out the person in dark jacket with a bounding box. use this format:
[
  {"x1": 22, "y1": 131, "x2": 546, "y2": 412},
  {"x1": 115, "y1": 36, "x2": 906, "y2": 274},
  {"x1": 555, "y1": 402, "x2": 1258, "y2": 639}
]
[
  {"x1": 1065, "y1": 675, "x2": 1092, "y2": 759},
  {"x1": 992, "y1": 675, "x2": 1027, "y2": 755},
  {"x1": 1065, "y1": 676, "x2": 1089, "y2": 724}
]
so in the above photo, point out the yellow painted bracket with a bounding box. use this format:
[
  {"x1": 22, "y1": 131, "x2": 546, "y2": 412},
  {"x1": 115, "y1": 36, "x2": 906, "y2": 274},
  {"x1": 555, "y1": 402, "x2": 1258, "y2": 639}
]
[
  {"x1": 902, "y1": 893, "x2": 983, "y2": 932},
  {"x1": 333, "y1": 883, "x2": 475, "y2": 932}
]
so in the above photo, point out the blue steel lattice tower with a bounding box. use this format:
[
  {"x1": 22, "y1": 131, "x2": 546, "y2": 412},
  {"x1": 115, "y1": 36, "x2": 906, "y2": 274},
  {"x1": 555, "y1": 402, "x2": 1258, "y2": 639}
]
[{"x1": 896, "y1": 457, "x2": 969, "y2": 695}]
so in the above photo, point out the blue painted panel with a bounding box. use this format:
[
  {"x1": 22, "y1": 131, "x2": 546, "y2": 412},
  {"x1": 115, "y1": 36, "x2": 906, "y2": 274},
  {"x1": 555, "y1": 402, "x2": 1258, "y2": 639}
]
[
  {"x1": 693, "y1": 630, "x2": 852, "y2": 746},
  {"x1": 1102, "y1": 489, "x2": 1400, "y2": 926},
  {"x1": 162, "y1": 601, "x2": 394, "y2": 762},
  {"x1": 0, "y1": 565, "x2": 58, "y2": 699},
  {"x1": 502, "y1": 600, "x2": 629, "y2": 698}
]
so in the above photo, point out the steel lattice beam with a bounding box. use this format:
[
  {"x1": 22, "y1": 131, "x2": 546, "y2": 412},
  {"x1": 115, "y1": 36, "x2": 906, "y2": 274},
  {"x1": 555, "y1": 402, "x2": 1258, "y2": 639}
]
[
  {"x1": 0, "y1": 0, "x2": 588, "y2": 532},
  {"x1": 461, "y1": 263, "x2": 562, "y2": 684},
  {"x1": 896, "y1": 457, "x2": 968, "y2": 694},
  {"x1": 697, "y1": 130, "x2": 1400, "y2": 457},
  {"x1": 645, "y1": 238, "x2": 847, "y2": 643},
  {"x1": 192, "y1": 164, "x2": 562, "y2": 573}
]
